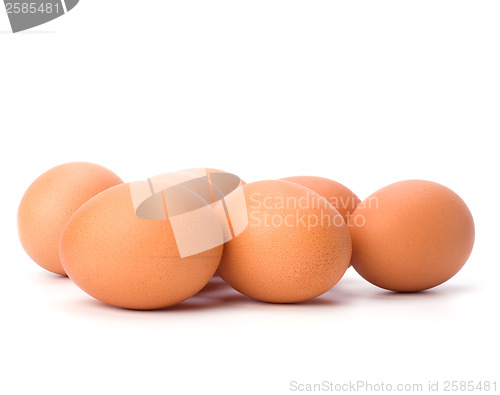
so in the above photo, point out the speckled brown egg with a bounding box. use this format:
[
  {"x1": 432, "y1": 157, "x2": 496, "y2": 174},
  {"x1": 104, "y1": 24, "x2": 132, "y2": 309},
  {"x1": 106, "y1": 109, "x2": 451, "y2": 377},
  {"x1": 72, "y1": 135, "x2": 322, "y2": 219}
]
[
  {"x1": 217, "y1": 180, "x2": 352, "y2": 303},
  {"x1": 59, "y1": 182, "x2": 223, "y2": 310},
  {"x1": 281, "y1": 176, "x2": 360, "y2": 225},
  {"x1": 18, "y1": 162, "x2": 123, "y2": 275},
  {"x1": 348, "y1": 180, "x2": 475, "y2": 292}
]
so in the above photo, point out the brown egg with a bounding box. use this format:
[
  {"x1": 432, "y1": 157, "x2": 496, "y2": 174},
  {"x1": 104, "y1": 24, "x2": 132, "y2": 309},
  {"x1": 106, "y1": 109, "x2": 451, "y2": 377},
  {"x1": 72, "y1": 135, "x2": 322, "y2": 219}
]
[
  {"x1": 218, "y1": 180, "x2": 352, "y2": 303},
  {"x1": 18, "y1": 162, "x2": 123, "y2": 275},
  {"x1": 281, "y1": 176, "x2": 360, "y2": 225},
  {"x1": 348, "y1": 180, "x2": 475, "y2": 292},
  {"x1": 59, "y1": 182, "x2": 223, "y2": 310}
]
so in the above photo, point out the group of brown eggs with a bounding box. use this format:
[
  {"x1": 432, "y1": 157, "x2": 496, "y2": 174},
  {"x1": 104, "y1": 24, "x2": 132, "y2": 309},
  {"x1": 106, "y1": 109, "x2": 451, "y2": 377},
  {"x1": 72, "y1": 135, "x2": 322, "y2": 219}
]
[{"x1": 18, "y1": 162, "x2": 475, "y2": 310}]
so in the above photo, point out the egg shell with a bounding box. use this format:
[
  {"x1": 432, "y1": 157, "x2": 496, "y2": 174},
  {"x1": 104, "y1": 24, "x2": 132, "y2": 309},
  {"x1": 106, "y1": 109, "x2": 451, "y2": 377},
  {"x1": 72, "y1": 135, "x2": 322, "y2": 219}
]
[
  {"x1": 218, "y1": 180, "x2": 352, "y2": 303},
  {"x1": 17, "y1": 162, "x2": 123, "y2": 275},
  {"x1": 59, "y1": 182, "x2": 223, "y2": 310},
  {"x1": 281, "y1": 176, "x2": 360, "y2": 225},
  {"x1": 348, "y1": 180, "x2": 475, "y2": 292}
]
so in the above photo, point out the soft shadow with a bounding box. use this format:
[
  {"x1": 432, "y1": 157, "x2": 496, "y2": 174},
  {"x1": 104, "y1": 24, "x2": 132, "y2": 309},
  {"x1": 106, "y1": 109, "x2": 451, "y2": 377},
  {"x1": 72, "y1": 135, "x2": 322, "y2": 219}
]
[
  {"x1": 165, "y1": 296, "x2": 245, "y2": 312},
  {"x1": 58, "y1": 281, "x2": 351, "y2": 315},
  {"x1": 197, "y1": 277, "x2": 232, "y2": 294},
  {"x1": 270, "y1": 297, "x2": 344, "y2": 307},
  {"x1": 51, "y1": 270, "x2": 357, "y2": 315},
  {"x1": 62, "y1": 294, "x2": 230, "y2": 314},
  {"x1": 372, "y1": 283, "x2": 478, "y2": 300},
  {"x1": 29, "y1": 270, "x2": 69, "y2": 283},
  {"x1": 199, "y1": 276, "x2": 352, "y2": 308},
  {"x1": 57, "y1": 286, "x2": 250, "y2": 315}
]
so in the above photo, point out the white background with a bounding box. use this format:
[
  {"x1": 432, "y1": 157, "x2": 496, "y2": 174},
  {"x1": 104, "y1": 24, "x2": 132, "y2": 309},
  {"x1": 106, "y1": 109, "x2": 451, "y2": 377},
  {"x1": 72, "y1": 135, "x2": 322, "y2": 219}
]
[{"x1": 1, "y1": 1, "x2": 499, "y2": 394}]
